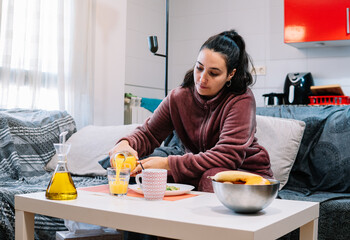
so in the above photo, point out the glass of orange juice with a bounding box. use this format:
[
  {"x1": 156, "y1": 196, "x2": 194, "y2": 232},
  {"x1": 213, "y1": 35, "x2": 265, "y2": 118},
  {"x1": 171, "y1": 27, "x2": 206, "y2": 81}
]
[
  {"x1": 112, "y1": 151, "x2": 137, "y2": 172},
  {"x1": 107, "y1": 167, "x2": 130, "y2": 197}
]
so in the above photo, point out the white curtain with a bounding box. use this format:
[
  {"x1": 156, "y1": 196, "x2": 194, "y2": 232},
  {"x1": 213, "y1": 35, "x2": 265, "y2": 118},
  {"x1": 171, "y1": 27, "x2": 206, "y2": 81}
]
[{"x1": 0, "y1": 0, "x2": 94, "y2": 129}]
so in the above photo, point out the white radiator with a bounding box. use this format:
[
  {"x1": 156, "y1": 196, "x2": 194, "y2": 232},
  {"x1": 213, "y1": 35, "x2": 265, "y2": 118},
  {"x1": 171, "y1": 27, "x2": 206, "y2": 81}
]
[{"x1": 124, "y1": 97, "x2": 153, "y2": 124}]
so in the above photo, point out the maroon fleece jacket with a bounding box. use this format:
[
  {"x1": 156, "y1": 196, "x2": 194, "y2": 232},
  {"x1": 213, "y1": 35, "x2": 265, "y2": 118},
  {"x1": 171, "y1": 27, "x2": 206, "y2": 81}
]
[{"x1": 121, "y1": 86, "x2": 273, "y2": 183}]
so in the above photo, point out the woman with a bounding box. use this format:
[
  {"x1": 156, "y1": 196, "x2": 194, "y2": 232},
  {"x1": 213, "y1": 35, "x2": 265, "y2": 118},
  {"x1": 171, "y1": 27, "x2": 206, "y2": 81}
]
[{"x1": 110, "y1": 29, "x2": 273, "y2": 192}]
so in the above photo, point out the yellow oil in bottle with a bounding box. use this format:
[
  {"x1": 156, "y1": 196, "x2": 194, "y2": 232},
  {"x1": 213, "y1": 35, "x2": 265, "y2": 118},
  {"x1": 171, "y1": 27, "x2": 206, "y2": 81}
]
[
  {"x1": 46, "y1": 141, "x2": 77, "y2": 200},
  {"x1": 46, "y1": 172, "x2": 77, "y2": 200}
]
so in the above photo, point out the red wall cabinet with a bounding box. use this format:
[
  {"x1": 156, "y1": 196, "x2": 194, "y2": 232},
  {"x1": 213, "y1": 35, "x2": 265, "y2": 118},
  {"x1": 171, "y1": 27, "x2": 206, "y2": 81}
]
[{"x1": 284, "y1": 0, "x2": 350, "y2": 47}]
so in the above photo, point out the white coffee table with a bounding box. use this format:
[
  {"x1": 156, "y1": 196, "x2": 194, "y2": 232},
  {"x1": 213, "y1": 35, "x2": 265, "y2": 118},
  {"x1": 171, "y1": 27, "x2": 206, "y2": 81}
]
[{"x1": 15, "y1": 190, "x2": 319, "y2": 240}]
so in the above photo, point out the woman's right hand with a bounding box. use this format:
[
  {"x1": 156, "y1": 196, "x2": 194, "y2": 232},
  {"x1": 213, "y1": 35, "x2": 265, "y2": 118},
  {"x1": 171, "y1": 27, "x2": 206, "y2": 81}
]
[{"x1": 108, "y1": 140, "x2": 139, "y2": 167}]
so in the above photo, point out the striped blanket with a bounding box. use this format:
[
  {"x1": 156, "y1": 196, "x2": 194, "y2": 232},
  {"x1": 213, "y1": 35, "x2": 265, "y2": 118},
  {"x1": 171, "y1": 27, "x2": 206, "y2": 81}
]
[{"x1": 0, "y1": 109, "x2": 107, "y2": 240}]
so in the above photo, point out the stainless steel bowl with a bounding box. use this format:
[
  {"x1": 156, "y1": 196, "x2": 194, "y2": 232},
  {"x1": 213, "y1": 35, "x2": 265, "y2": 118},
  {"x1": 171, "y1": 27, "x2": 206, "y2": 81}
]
[{"x1": 212, "y1": 179, "x2": 280, "y2": 213}]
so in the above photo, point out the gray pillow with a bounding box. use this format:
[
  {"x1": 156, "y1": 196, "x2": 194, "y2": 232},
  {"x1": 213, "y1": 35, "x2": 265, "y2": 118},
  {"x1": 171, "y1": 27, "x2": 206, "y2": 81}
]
[{"x1": 255, "y1": 115, "x2": 306, "y2": 189}]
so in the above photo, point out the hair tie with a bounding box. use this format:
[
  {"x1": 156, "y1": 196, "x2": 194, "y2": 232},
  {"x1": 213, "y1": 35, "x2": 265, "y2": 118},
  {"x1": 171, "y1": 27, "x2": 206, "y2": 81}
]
[{"x1": 223, "y1": 34, "x2": 240, "y2": 51}]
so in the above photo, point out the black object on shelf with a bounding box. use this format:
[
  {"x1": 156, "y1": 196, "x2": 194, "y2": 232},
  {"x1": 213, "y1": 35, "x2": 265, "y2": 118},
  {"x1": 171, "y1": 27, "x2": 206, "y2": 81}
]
[
  {"x1": 263, "y1": 93, "x2": 285, "y2": 106},
  {"x1": 284, "y1": 72, "x2": 314, "y2": 105}
]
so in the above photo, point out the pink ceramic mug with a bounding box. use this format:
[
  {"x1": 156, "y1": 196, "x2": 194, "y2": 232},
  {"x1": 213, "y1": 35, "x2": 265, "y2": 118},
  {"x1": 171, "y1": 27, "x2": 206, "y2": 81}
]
[{"x1": 135, "y1": 169, "x2": 167, "y2": 200}]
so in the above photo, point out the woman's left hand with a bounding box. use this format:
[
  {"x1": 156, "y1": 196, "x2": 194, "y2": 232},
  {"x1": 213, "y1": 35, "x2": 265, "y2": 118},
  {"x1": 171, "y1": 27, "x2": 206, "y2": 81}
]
[{"x1": 131, "y1": 157, "x2": 170, "y2": 176}]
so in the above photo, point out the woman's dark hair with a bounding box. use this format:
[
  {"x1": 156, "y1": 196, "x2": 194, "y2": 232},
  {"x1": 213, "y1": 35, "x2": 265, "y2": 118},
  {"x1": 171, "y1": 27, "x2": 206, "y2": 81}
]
[{"x1": 181, "y1": 30, "x2": 255, "y2": 95}]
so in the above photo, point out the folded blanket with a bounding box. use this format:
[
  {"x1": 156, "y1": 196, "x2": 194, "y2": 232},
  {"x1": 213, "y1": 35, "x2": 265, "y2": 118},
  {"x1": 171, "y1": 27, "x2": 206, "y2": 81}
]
[
  {"x1": 140, "y1": 98, "x2": 162, "y2": 113},
  {"x1": 0, "y1": 109, "x2": 76, "y2": 179}
]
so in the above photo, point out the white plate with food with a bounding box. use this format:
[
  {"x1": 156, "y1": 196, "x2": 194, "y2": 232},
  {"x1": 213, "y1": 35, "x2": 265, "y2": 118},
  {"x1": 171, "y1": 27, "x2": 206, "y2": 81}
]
[{"x1": 128, "y1": 183, "x2": 195, "y2": 196}]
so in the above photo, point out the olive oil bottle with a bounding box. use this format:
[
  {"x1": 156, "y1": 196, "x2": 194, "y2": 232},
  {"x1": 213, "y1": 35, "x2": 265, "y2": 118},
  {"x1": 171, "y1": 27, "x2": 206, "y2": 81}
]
[{"x1": 46, "y1": 132, "x2": 77, "y2": 200}]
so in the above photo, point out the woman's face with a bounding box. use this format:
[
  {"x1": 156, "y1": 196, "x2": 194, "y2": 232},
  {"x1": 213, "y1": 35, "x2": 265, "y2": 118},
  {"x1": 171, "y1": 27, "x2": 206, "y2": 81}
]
[{"x1": 194, "y1": 48, "x2": 235, "y2": 97}]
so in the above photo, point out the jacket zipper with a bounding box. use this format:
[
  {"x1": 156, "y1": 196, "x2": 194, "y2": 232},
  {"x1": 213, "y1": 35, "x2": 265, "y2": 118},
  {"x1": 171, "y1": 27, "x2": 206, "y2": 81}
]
[{"x1": 200, "y1": 104, "x2": 209, "y2": 152}]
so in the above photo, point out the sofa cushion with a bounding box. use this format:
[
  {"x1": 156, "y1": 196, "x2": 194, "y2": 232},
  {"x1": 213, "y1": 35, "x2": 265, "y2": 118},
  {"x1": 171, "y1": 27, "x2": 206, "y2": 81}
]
[
  {"x1": 255, "y1": 115, "x2": 306, "y2": 189},
  {"x1": 45, "y1": 124, "x2": 140, "y2": 176}
]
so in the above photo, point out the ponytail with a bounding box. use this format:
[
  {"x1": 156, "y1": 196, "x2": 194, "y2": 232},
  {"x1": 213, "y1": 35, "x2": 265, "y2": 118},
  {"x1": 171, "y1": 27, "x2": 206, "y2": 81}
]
[
  {"x1": 221, "y1": 30, "x2": 255, "y2": 94},
  {"x1": 181, "y1": 29, "x2": 255, "y2": 94}
]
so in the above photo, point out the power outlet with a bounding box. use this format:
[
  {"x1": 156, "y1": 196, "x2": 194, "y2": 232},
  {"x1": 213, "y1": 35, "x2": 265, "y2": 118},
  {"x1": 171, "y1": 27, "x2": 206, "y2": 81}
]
[{"x1": 251, "y1": 66, "x2": 266, "y2": 75}]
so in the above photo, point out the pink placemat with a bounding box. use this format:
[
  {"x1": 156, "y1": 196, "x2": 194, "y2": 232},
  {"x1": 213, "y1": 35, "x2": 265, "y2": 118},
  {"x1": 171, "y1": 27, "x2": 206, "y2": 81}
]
[{"x1": 79, "y1": 184, "x2": 198, "y2": 201}]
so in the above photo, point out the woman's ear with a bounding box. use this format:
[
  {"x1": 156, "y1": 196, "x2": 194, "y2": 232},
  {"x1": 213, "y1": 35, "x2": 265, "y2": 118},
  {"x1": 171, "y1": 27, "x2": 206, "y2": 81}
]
[{"x1": 229, "y1": 69, "x2": 236, "y2": 79}]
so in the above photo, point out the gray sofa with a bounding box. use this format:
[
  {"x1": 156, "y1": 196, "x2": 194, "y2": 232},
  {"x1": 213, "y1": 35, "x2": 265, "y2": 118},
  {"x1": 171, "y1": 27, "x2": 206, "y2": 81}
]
[
  {"x1": 3, "y1": 105, "x2": 350, "y2": 240},
  {"x1": 257, "y1": 105, "x2": 350, "y2": 240}
]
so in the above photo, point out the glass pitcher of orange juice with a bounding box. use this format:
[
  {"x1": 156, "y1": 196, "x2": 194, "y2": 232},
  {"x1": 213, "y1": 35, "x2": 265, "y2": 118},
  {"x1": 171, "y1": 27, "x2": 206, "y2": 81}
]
[{"x1": 112, "y1": 151, "x2": 137, "y2": 172}]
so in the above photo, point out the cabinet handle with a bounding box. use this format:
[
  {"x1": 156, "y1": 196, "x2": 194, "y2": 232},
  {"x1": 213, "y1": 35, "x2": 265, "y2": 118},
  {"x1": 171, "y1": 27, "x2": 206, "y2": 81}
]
[{"x1": 347, "y1": 8, "x2": 350, "y2": 34}]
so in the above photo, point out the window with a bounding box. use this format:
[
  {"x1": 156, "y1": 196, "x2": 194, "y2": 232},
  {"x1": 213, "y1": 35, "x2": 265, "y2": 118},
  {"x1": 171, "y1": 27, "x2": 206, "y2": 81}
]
[
  {"x1": 0, "y1": 0, "x2": 70, "y2": 110},
  {"x1": 0, "y1": 0, "x2": 94, "y2": 129}
]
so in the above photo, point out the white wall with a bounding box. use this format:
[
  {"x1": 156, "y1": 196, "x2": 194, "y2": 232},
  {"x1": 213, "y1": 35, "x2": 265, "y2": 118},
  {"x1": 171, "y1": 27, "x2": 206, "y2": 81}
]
[
  {"x1": 94, "y1": 0, "x2": 350, "y2": 126},
  {"x1": 93, "y1": 0, "x2": 166, "y2": 126},
  {"x1": 124, "y1": 0, "x2": 167, "y2": 100},
  {"x1": 169, "y1": 0, "x2": 350, "y2": 107},
  {"x1": 93, "y1": 0, "x2": 127, "y2": 125}
]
